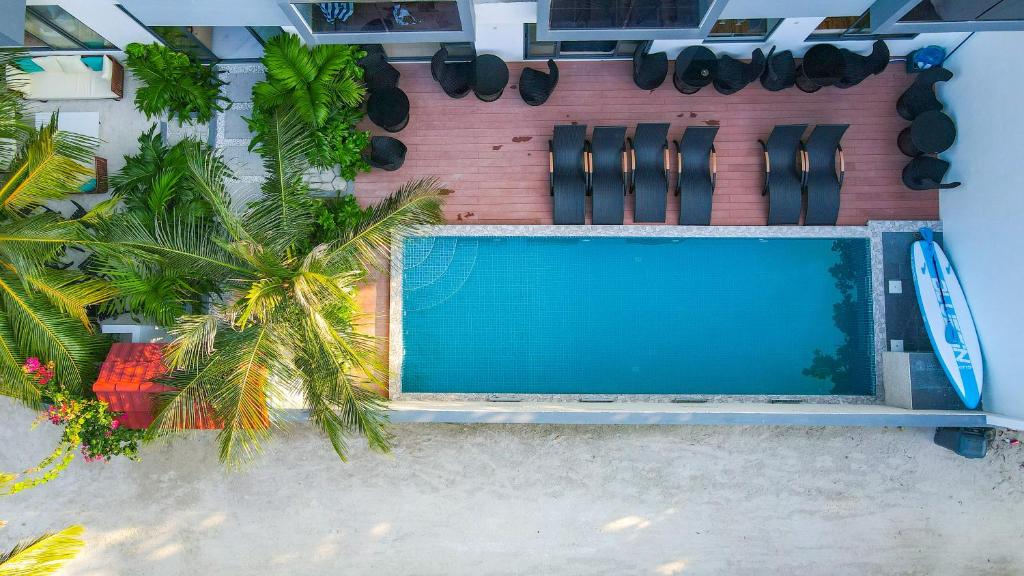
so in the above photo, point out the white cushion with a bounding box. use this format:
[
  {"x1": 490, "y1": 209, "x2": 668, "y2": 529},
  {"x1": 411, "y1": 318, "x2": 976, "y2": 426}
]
[
  {"x1": 54, "y1": 56, "x2": 89, "y2": 74},
  {"x1": 101, "y1": 56, "x2": 113, "y2": 81},
  {"x1": 31, "y1": 57, "x2": 62, "y2": 73}
]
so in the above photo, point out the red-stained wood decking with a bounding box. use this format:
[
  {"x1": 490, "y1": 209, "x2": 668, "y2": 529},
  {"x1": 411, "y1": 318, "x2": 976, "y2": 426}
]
[{"x1": 354, "y1": 60, "x2": 938, "y2": 226}]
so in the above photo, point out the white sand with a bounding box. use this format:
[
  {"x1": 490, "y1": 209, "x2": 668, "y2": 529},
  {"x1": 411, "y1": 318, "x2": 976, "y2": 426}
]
[{"x1": 2, "y1": 399, "x2": 1023, "y2": 575}]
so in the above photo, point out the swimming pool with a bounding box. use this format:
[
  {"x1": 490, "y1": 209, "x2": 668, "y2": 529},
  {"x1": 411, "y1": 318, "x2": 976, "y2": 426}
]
[{"x1": 399, "y1": 235, "x2": 875, "y2": 396}]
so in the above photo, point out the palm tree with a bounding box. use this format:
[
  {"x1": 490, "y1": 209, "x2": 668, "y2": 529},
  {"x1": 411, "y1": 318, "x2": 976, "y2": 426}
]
[
  {"x1": 0, "y1": 525, "x2": 85, "y2": 576},
  {"x1": 0, "y1": 52, "x2": 117, "y2": 405},
  {"x1": 91, "y1": 109, "x2": 445, "y2": 464}
]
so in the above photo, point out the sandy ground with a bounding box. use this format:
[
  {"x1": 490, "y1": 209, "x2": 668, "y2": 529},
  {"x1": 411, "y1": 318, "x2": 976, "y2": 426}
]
[{"x1": 1, "y1": 399, "x2": 1023, "y2": 576}]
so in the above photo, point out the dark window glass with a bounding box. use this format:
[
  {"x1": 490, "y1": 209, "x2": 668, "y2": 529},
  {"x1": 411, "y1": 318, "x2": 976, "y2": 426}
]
[
  {"x1": 293, "y1": 1, "x2": 463, "y2": 34},
  {"x1": 708, "y1": 18, "x2": 781, "y2": 39},
  {"x1": 150, "y1": 27, "x2": 218, "y2": 62},
  {"x1": 900, "y1": 0, "x2": 1024, "y2": 22},
  {"x1": 548, "y1": 0, "x2": 712, "y2": 30},
  {"x1": 24, "y1": 12, "x2": 80, "y2": 50},
  {"x1": 524, "y1": 24, "x2": 638, "y2": 59},
  {"x1": 809, "y1": 11, "x2": 916, "y2": 39},
  {"x1": 27, "y1": 6, "x2": 114, "y2": 49}
]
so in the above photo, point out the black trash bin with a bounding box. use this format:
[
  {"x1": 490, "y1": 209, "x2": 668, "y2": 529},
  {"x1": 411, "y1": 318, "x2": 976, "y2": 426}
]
[{"x1": 933, "y1": 427, "x2": 989, "y2": 459}]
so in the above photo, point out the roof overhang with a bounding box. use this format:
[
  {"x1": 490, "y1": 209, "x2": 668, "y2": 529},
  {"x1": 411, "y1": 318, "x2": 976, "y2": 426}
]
[{"x1": 0, "y1": 0, "x2": 25, "y2": 47}]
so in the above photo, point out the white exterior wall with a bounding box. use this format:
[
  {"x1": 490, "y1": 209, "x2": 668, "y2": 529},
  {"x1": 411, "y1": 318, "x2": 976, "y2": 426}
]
[{"x1": 937, "y1": 31, "x2": 1024, "y2": 420}]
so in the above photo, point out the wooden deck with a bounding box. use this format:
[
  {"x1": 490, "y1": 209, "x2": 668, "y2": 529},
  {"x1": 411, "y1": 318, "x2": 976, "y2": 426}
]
[{"x1": 355, "y1": 60, "x2": 937, "y2": 226}]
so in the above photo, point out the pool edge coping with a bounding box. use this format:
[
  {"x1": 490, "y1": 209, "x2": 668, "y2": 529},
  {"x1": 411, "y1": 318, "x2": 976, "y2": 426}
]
[{"x1": 389, "y1": 220, "x2": 942, "y2": 405}]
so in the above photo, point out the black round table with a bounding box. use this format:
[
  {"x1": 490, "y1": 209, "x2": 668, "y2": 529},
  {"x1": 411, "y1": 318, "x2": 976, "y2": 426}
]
[
  {"x1": 796, "y1": 44, "x2": 842, "y2": 93},
  {"x1": 367, "y1": 86, "x2": 409, "y2": 133},
  {"x1": 473, "y1": 54, "x2": 509, "y2": 102},
  {"x1": 673, "y1": 46, "x2": 716, "y2": 94},
  {"x1": 898, "y1": 110, "x2": 956, "y2": 157}
]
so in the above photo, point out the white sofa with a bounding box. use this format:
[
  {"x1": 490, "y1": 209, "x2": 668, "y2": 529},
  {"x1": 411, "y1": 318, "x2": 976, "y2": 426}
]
[{"x1": 7, "y1": 55, "x2": 124, "y2": 101}]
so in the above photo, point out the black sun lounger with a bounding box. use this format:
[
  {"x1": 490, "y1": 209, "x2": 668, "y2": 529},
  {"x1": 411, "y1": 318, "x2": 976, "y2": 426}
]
[
  {"x1": 802, "y1": 124, "x2": 848, "y2": 226},
  {"x1": 760, "y1": 124, "x2": 808, "y2": 225},
  {"x1": 629, "y1": 123, "x2": 670, "y2": 223},
  {"x1": 550, "y1": 124, "x2": 588, "y2": 225},
  {"x1": 675, "y1": 126, "x2": 719, "y2": 225},
  {"x1": 590, "y1": 126, "x2": 629, "y2": 225}
]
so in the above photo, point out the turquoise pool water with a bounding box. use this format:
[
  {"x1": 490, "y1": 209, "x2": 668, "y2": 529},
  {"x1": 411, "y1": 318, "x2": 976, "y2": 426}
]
[{"x1": 401, "y1": 236, "x2": 875, "y2": 396}]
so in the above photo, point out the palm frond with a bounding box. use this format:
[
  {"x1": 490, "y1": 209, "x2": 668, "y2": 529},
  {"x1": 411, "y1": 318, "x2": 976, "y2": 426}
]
[
  {"x1": 24, "y1": 269, "x2": 117, "y2": 328},
  {"x1": 325, "y1": 178, "x2": 446, "y2": 273},
  {"x1": 0, "y1": 312, "x2": 38, "y2": 406},
  {"x1": 0, "y1": 525, "x2": 85, "y2": 576},
  {"x1": 0, "y1": 118, "x2": 97, "y2": 215}
]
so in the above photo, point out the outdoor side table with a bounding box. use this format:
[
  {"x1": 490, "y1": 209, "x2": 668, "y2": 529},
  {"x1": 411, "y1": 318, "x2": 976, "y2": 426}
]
[
  {"x1": 796, "y1": 44, "x2": 842, "y2": 93},
  {"x1": 673, "y1": 46, "x2": 716, "y2": 94},
  {"x1": 473, "y1": 54, "x2": 509, "y2": 102},
  {"x1": 898, "y1": 110, "x2": 956, "y2": 157},
  {"x1": 367, "y1": 86, "x2": 410, "y2": 133}
]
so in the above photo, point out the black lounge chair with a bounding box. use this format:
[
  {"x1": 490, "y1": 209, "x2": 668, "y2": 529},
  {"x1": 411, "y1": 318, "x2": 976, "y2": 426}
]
[
  {"x1": 836, "y1": 40, "x2": 890, "y2": 89},
  {"x1": 431, "y1": 46, "x2": 473, "y2": 99},
  {"x1": 760, "y1": 124, "x2": 807, "y2": 225},
  {"x1": 902, "y1": 157, "x2": 961, "y2": 190},
  {"x1": 713, "y1": 49, "x2": 766, "y2": 95},
  {"x1": 629, "y1": 123, "x2": 670, "y2": 223},
  {"x1": 897, "y1": 66, "x2": 953, "y2": 121},
  {"x1": 802, "y1": 124, "x2": 848, "y2": 226},
  {"x1": 473, "y1": 54, "x2": 509, "y2": 102},
  {"x1": 633, "y1": 40, "x2": 668, "y2": 90},
  {"x1": 520, "y1": 59, "x2": 559, "y2": 106},
  {"x1": 358, "y1": 45, "x2": 400, "y2": 93},
  {"x1": 366, "y1": 86, "x2": 410, "y2": 132},
  {"x1": 590, "y1": 126, "x2": 629, "y2": 225},
  {"x1": 674, "y1": 126, "x2": 718, "y2": 225},
  {"x1": 550, "y1": 124, "x2": 588, "y2": 225},
  {"x1": 673, "y1": 46, "x2": 716, "y2": 94},
  {"x1": 365, "y1": 136, "x2": 407, "y2": 171},
  {"x1": 760, "y1": 47, "x2": 796, "y2": 92}
]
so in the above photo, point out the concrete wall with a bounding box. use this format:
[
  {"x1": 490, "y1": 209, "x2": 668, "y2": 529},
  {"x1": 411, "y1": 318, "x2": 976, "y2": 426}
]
[
  {"x1": 118, "y1": 0, "x2": 292, "y2": 26},
  {"x1": 938, "y1": 31, "x2": 1024, "y2": 421}
]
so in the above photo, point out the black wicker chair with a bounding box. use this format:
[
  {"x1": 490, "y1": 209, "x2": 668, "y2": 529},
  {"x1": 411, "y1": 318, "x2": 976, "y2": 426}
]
[
  {"x1": 629, "y1": 123, "x2": 670, "y2": 223},
  {"x1": 760, "y1": 47, "x2": 796, "y2": 92},
  {"x1": 802, "y1": 124, "x2": 848, "y2": 226},
  {"x1": 365, "y1": 136, "x2": 407, "y2": 171},
  {"x1": 835, "y1": 40, "x2": 890, "y2": 89},
  {"x1": 897, "y1": 66, "x2": 954, "y2": 121},
  {"x1": 550, "y1": 124, "x2": 588, "y2": 224},
  {"x1": 902, "y1": 157, "x2": 961, "y2": 190},
  {"x1": 760, "y1": 124, "x2": 808, "y2": 225},
  {"x1": 473, "y1": 54, "x2": 509, "y2": 102},
  {"x1": 519, "y1": 59, "x2": 559, "y2": 106},
  {"x1": 358, "y1": 44, "x2": 400, "y2": 93},
  {"x1": 712, "y1": 49, "x2": 766, "y2": 95},
  {"x1": 674, "y1": 126, "x2": 718, "y2": 225},
  {"x1": 590, "y1": 126, "x2": 629, "y2": 225},
  {"x1": 796, "y1": 44, "x2": 842, "y2": 93},
  {"x1": 431, "y1": 46, "x2": 473, "y2": 99},
  {"x1": 366, "y1": 86, "x2": 409, "y2": 133},
  {"x1": 633, "y1": 40, "x2": 668, "y2": 90},
  {"x1": 673, "y1": 46, "x2": 717, "y2": 95}
]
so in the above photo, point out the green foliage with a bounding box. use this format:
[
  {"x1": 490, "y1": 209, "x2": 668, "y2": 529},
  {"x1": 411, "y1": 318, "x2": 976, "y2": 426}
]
[
  {"x1": 0, "y1": 74, "x2": 115, "y2": 404},
  {"x1": 125, "y1": 43, "x2": 230, "y2": 125},
  {"x1": 0, "y1": 524, "x2": 85, "y2": 575},
  {"x1": 301, "y1": 194, "x2": 371, "y2": 252},
  {"x1": 90, "y1": 109, "x2": 445, "y2": 465},
  {"x1": 248, "y1": 33, "x2": 370, "y2": 177},
  {"x1": 90, "y1": 126, "x2": 225, "y2": 325},
  {"x1": 1, "y1": 359, "x2": 142, "y2": 496}
]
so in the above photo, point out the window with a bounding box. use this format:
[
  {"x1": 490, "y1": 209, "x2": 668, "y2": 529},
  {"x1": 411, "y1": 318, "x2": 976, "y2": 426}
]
[
  {"x1": 809, "y1": 11, "x2": 917, "y2": 40},
  {"x1": 899, "y1": 0, "x2": 1024, "y2": 23},
  {"x1": 372, "y1": 42, "x2": 474, "y2": 61},
  {"x1": 524, "y1": 24, "x2": 639, "y2": 59},
  {"x1": 547, "y1": 0, "x2": 713, "y2": 30},
  {"x1": 24, "y1": 6, "x2": 115, "y2": 50},
  {"x1": 291, "y1": 1, "x2": 464, "y2": 34},
  {"x1": 706, "y1": 18, "x2": 781, "y2": 41}
]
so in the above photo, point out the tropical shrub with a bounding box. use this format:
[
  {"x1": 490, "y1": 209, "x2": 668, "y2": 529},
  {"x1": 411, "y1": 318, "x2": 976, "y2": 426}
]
[
  {"x1": 248, "y1": 33, "x2": 370, "y2": 177},
  {"x1": 0, "y1": 75, "x2": 116, "y2": 404},
  {"x1": 0, "y1": 524, "x2": 85, "y2": 575},
  {"x1": 1, "y1": 359, "x2": 142, "y2": 495},
  {"x1": 92, "y1": 109, "x2": 444, "y2": 465},
  {"x1": 92, "y1": 125, "x2": 227, "y2": 325},
  {"x1": 125, "y1": 42, "x2": 229, "y2": 125},
  {"x1": 300, "y1": 194, "x2": 370, "y2": 252}
]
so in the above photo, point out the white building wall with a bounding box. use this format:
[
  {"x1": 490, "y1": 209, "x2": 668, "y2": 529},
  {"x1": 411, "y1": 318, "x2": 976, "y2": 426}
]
[{"x1": 937, "y1": 31, "x2": 1024, "y2": 420}]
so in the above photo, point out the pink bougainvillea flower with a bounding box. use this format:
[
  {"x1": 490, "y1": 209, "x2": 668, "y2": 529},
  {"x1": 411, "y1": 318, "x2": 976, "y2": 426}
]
[
  {"x1": 110, "y1": 419, "x2": 120, "y2": 430},
  {"x1": 23, "y1": 357, "x2": 41, "y2": 373}
]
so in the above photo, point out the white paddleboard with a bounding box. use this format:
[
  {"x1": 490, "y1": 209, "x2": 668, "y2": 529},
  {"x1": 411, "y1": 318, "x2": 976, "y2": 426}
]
[{"x1": 911, "y1": 228, "x2": 983, "y2": 409}]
